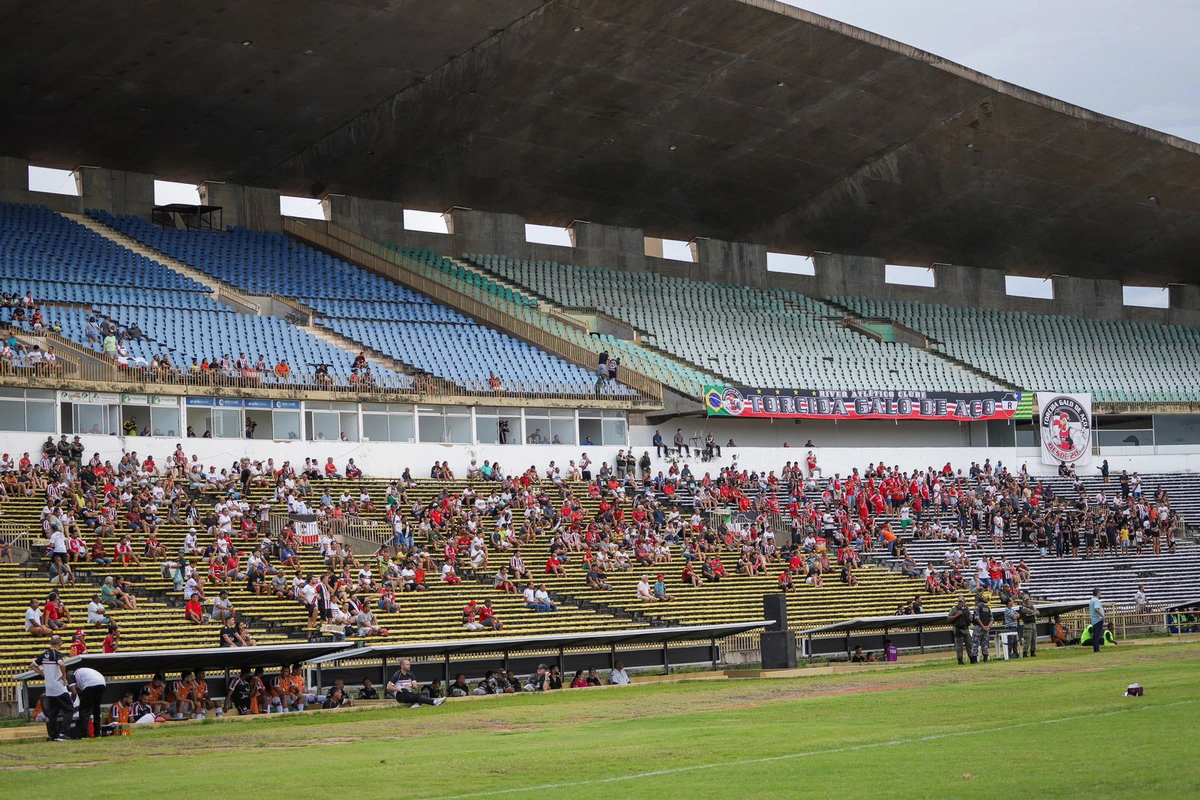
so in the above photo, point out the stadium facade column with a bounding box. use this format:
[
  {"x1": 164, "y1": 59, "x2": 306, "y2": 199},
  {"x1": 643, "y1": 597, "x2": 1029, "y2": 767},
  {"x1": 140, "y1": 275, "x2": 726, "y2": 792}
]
[
  {"x1": 199, "y1": 181, "x2": 283, "y2": 232},
  {"x1": 0, "y1": 156, "x2": 86, "y2": 214},
  {"x1": 571, "y1": 220, "x2": 650, "y2": 274},
  {"x1": 1168, "y1": 284, "x2": 1200, "y2": 328},
  {"x1": 325, "y1": 194, "x2": 409, "y2": 245},
  {"x1": 1051, "y1": 274, "x2": 1125, "y2": 320},
  {"x1": 76, "y1": 167, "x2": 155, "y2": 219},
  {"x1": 446, "y1": 208, "x2": 530, "y2": 259},
  {"x1": 932, "y1": 263, "x2": 1009, "y2": 310},
  {"x1": 691, "y1": 237, "x2": 768, "y2": 288},
  {"x1": 809, "y1": 252, "x2": 887, "y2": 298}
]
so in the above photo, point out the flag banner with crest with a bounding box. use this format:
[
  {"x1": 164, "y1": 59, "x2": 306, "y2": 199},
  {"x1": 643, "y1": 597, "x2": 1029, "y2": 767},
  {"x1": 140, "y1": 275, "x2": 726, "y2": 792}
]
[{"x1": 703, "y1": 385, "x2": 1022, "y2": 421}]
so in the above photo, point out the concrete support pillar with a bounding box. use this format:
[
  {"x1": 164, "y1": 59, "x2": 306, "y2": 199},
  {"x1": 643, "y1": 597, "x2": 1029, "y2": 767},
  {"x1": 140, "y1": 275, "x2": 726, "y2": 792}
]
[
  {"x1": 324, "y1": 194, "x2": 407, "y2": 243},
  {"x1": 572, "y1": 221, "x2": 647, "y2": 273},
  {"x1": 691, "y1": 237, "x2": 768, "y2": 288},
  {"x1": 446, "y1": 208, "x2": 528, "y2": 259},
  {"x1": 933, "y1": 263, "x2": 1009, "y2": 309},
  {"x1": 199, "y1": 181, "x2": 282, "y2": 232},
  {"x1": 77, "y1": 167, "x2": 154, "y2": 218},
  {"x1": 1168, "y1": 284, "x2": 1200, "y2": 328},
  {"x1": 810, "y1": 253, "x2": 887, "y2": 299},
  {"x1": 1051, "y1": 275, "x2": 1125, "y2": 320},
  {"x1": 0, "y1": 156, "x2": 30, "y2": 204}
]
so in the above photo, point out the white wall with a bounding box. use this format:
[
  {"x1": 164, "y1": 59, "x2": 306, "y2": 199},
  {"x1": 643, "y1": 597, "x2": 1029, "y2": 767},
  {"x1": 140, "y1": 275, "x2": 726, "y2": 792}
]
[
  {"x1": 11, "y1": 433, "x2": 1199, "y2": 480},
  {"x1": 632, "y1": 419, "x2": 987, "y2": 448}
]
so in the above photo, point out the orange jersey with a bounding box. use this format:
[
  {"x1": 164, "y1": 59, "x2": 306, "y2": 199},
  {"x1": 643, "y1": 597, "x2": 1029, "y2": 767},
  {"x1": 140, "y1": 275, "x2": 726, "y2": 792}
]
[
  {"x1": 144, "y1": 683, "x2": 166, "y2": 703},
  {"x1": 110, "y1": 702, "x2": 132, "y2": 724}
]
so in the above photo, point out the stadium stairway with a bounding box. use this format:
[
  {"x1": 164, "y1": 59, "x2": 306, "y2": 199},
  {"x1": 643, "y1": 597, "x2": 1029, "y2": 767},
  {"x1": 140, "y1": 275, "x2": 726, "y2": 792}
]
[
  {"x1": 872, "y1": 538, "x2": 1200, "y2": 608},
  {"x1": 393, "y1": 247, "x2": 735, "y2": 396},
  {"x1": 820, "y1": 296, "x2": 1024, "y2": 392},
  {"x1": 68, "y1": 213, "x2": 264, "y2": 315}
]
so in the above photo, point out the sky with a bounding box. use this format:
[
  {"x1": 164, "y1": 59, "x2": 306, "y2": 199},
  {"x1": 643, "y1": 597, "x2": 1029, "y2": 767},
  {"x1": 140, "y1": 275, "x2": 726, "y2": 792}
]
[{"x1": 785, "y1": 0, "x2": 1200, "y2": 143}]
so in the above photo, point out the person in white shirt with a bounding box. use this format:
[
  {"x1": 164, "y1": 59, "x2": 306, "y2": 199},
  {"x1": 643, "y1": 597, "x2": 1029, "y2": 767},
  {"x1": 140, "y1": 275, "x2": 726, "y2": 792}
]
[
  {"x1": 71, "y1": 666, "x2": 107, "y2": 737},
  {"x1": 86, "y1": 594, "x2": 111, "y2": 626},
  {"x1": 1133, "y1": 585, "x2": 1148, "y2": 613},
  {"x1": 609, "y1": 661, "x2": 631, "y2": 685},
  {"x1": 25, "y1": 598, "x2": 52, "y2": 636},
  {"x1": 636, "y1": 576, "x2": 655, "y2": 602}
]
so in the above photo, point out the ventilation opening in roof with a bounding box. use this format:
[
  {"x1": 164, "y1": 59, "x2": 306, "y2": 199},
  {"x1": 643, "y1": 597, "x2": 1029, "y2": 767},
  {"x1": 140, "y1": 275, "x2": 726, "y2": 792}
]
[
  {"x1": 403, "y1": 209, "x2": 449, "y2": 234},
  {"x1": 1123, "y1": 285, "x2": 1169, "y2": 308},
  {"x1": 660, "y1": 238, "x2": 694, "y2": 262},
  {"x1": 885, "y1": 264, "x2": 936, "y2": 288},
  {"x1": 27, "y1": 165, "x2": 79, "y2": 196},
  {"x1": 767, "y1": 252, "x2": 815, "y2": 276},
  {"x1": 525, "y1": 224, "x2": 573, "y2": 247},
  {"x1": 279, "y1": 195, "x2": 327, "y2": 220},
  {"x1": 1005, "y1": 275, "x2": 1054, "y2": 299},
  {"x1": 154, "y1": 180, "x2": 201, "y2": 206}
]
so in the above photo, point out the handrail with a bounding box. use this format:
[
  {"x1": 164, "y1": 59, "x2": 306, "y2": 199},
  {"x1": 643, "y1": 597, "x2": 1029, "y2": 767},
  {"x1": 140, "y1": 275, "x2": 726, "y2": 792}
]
[
  {"x1": 286, "y1": 219, "x2": 663, "y2": 406},
  {"x1": 270, "y1": 294, "x2": 314, "y2": 326},
  {"x1": 0, "y1": 364, "x2": 658, "y2": 408}
]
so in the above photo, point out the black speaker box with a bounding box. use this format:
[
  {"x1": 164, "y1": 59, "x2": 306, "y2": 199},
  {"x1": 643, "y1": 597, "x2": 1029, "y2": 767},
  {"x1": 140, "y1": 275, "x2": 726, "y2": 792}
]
[
  {"x1": 763, "y1": 594, "x2": 788, "y2": 632},
  {"x1": 761, "y1": 630, "x2": 797, "y2": 670}
]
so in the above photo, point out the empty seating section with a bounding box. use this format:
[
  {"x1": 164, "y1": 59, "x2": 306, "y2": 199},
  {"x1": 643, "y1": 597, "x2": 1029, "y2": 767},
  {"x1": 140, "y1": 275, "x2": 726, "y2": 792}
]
[
  {"x1": 463, "y1": 255, "x2": 1000, "y2": 392},
  {"x1": 0, "y1": 204, "x2": 209, "y2": 292},
  {"x1": 834, "y1": 296, "x2": 1200, "y2": 402},
  {"x1": 90, "y1": 211, "x2": 625, "y2": 395},
  {"x1": 390, "y1": 246, "x2": 537, "y2": 308},
  {"x1": 0, "y1": 203, "x2": 410, "y2": 386}
]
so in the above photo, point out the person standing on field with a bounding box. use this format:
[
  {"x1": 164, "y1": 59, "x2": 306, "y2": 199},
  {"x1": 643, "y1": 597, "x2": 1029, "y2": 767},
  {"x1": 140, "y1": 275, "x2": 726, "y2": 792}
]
[
  {"x1": 948, "y1": 596, "x2": 973, "y2": 665},
  {"x1": 972, "y1": 593, "x2": 993, "y2": 663},
  {"x1": 31, "y1": 634, "x2": 70, "y2": 741},
  {"x1": 1018, "y1": 593, "x2": 1038, "y2": 658},
  {"x1": 1089, "y1": 588, "x2": 1106, "y2": 653}
]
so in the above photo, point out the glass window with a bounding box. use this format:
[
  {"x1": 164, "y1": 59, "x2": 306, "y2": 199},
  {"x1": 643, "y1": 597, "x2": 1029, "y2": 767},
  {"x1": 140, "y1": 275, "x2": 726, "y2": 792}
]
[
  {"x1": 550, "y1": 415, "x2": 576, "y2": 445},
  {"x1": 338, "y1": 411, "x2": 359, "y2": 442},
  {"x1": 362, "y1": 413, "x2": 389, "y2": 443},
  {"x1": 579, "y1": 418, "x2": 602, "y2": 446},
  {"x1": 1154, "y1": 414, "x2": 1200, "y2": 445},
  {"x1": 26, "y1": 400, "x2": 55, "y2": 433},
  {"x1": 150, "y1": 407, "x2": 180, "y2": 438},
  {"x1": 601, "y1": 417, "x2": 627, "y2": 446},
  {"x1": 418, "y1": 412, "x2": 445, "y2": 443},
  {"x1": 0, "y1": 400, "x2": 24, "y2": 431},
  {"x1": 986, "y1": 420, "x2": 1016, "y2": 448},
  {"x1": 272, "y1": 410, "x2": 301, "y2": 441},
  {"x1": 75, "y1": 404, "x2": 109, "y2": 436},
  {"x1": 525, "y1": 409, "x2": 550, "y2": 444},
  {"x1": 388, "y1": 412, "x2": 415, "y2": 442},
  {"x1": 212, "y1": 408, "x2": 243, "y2": 439},
  {"x1": 186, "y1": 408, "x2": 211, "y2": 438},
  {"x1": 309, "y1": 411, "x2": 341, "y2": 441}
]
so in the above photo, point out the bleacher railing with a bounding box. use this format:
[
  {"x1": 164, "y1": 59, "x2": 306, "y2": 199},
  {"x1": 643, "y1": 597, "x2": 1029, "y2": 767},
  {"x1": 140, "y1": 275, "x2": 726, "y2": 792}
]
[
  {"x1": 0, "y1": 361, "x2": 654, "y2": 408},
  {"x1": 283, "y1": 219, "x2": 664, "y2": 406}
]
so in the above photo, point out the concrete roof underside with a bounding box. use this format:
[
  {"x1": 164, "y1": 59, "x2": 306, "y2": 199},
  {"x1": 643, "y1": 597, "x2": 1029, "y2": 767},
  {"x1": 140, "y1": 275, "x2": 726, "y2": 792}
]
[{"x1": 4, "y1": 0, "x2": 1200, "y2": 284}]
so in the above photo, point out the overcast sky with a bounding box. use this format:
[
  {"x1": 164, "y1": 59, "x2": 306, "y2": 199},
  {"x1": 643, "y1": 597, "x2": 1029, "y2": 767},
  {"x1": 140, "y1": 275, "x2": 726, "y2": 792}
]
[{"x1": 785, "y1": 0, "x2": 1200, "y2": 143}]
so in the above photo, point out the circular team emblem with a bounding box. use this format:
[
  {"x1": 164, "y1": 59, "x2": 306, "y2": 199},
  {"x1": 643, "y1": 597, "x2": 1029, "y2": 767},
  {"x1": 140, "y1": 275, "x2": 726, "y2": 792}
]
[
  {"x1": 721, "y1": 387, "x2": 745, "y2": 416},
  {"x1": 1041, "y1": 396, "x2": 1091, "y2": 463}
]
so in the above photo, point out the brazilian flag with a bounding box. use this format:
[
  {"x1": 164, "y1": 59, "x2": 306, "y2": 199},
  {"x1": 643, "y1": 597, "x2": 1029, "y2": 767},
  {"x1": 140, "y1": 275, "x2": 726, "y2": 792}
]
[{"x1": 704, "y1": 385, "x2": 730, "y2": 416}]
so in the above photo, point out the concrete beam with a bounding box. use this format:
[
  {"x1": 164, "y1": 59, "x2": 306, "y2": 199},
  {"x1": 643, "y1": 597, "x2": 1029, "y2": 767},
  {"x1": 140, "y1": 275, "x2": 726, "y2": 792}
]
[
  {"x1": 691, "y1": 237, "x2": 768, "y2": 288},
  {"x1": 199, "y1": 181, "x2": 282, "y2": 232},
  {"x1": 0, "y1": 156, "x2": 82, "y2": 214},
  {"x1": 446, "y1": 208, "x2": 528, "y2": 259},
  {"x1": 572, "y1": 221, "x2": 648, "y2": 273},
  {"x1": 324, "y1": 194, "x2": 408, "y2": 244},
  {"x1": 77, "y1": 166, "x2": 154, "y2": 219}
]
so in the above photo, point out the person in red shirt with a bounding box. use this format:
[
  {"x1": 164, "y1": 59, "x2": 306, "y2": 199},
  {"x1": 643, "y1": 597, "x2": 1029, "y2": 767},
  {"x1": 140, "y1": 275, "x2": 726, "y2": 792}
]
[
  {"x1": 545, "y1": 555, "x2": 566, "y2": 577},
  {"x1": 185, "y1": 595, "x2": 204, "y2": 624},
  {"x1": 69, "y1": 629, "x2": 88, "y2": 657},
  {"x1": 478, "y1": 599, "x2": 503, "y2": 631},
  {"x1": 681, "y1": 562, "x2": 700, "y2": 587},
  {"x1": 103, "y1": 624, "x2": 120, "y2": 653},
  {"x1": 778, "y1": 571, "x2": 794, "y2": 591},
  {"x1": 324, "y1": 458, "x2": 340, "y2": 479}
]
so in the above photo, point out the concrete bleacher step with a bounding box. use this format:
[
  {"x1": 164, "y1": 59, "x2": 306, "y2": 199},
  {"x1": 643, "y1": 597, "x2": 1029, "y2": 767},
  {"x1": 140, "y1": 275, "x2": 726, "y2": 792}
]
[
  {"x1": 302, "y1": 321, "x2": 442, "y2": 388},
  {"x1": 65, "y1": 213, "x2": 264, "y2": 315}
]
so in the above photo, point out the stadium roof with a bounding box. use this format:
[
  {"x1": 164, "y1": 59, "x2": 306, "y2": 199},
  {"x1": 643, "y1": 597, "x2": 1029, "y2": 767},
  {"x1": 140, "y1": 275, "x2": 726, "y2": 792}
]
[
  {"x1": 5, "y1": 1, "x2": 1200, "y2": 283},
  {"x1": 14, "y1": 642, "x2": 355, "y2": 682},
  {"x1": 305, "y1": 621, "x2": 770, "y2": 665}
]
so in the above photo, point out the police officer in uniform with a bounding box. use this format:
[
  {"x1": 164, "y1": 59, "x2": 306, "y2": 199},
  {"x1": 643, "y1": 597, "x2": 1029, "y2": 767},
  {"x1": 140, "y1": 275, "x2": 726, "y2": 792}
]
[
  {"x1": 1018, "y1": 592, "x2": 1038, "y2": 658},
  {"x1": 972, "y1": 593, "x2": 993, "y2": 663},
  {"x1": 948, "y1": 596, "x2": 973, "y2": 665}
]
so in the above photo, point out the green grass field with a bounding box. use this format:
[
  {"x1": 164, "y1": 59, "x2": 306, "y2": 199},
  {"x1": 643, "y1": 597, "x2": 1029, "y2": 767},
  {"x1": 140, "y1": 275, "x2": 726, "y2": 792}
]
[{"x1": 2, "y1": 642, "x2": 1198, "y2": 798}]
